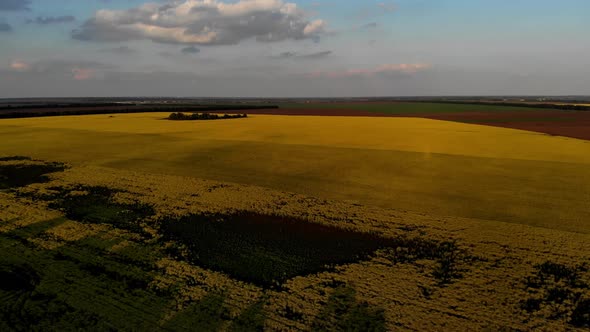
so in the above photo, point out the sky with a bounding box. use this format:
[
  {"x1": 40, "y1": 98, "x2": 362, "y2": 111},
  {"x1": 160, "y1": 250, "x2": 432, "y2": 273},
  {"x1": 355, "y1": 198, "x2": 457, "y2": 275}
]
[{"x1": 0, "y1": 0, "x2": 589, "y2": 97}]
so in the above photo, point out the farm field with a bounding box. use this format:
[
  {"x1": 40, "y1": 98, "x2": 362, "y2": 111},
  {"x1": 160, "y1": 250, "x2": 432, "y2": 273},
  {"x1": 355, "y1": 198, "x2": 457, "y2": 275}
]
[
  {"x1": 1, "y1": 109, "x2": 590, "y2": 330},
  {"x1": 278, "y1": 102, "x2": 542, "y2": 114},
  {"x1": 271, "y1": 102, "x2": 590, "y2": 141},
  {"x1": 1, "y1": 112, "x2": 589, "y2": 233}
]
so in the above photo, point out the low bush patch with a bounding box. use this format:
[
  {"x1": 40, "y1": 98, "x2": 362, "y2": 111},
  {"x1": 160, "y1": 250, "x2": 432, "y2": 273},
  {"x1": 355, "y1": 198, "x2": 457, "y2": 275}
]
[
  {"x1": 522, "y1": 261, "x2": 590, "y2": 327},
  {"x1": 168, "y1": 112, "x2": 247, "y2": 121}
]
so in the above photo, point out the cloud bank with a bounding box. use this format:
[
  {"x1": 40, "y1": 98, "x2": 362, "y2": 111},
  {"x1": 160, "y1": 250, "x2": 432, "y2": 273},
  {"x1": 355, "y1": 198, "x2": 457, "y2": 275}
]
[
  {"x1": 0, "y1": 22, "x2": 12, "y2": 32},
  {"x1": 308, "y1": 63, "x2": 432, "y2": 78},
  {"x1": 271, "y1": 50, "x2": 332, "y2": 59},
  {"x1": 181, "y1": 45, "x2": 200, "y2": 54},
  {"x1": 98, "y1": 46, "x2": 138, "y2": 55},
  {"x1": 7, "y1": 59, "x2": 112, "y2": 80},
  {"x1": 28, "y1": 16, "x2": 76, "y2": 25},
  {"x1": 72, "y1": 0, "x2": 326, "y2": 45},
  {"x1": 0, "y1": 0, "x2": 30, "y2": 11}
]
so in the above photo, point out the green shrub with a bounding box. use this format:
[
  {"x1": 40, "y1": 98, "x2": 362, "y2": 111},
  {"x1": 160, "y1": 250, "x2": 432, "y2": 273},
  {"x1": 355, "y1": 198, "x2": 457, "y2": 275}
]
[{"x1": 167, "y1": 112, "x2": 248, "y2": 121}]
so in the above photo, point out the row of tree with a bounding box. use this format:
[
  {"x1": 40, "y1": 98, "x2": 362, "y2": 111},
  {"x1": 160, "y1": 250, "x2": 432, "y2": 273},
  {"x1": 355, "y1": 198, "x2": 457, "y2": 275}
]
[
  {"x1": 0, "y1": 105, "x2": 275, "y2": 119},
  {"x1": 168, "y1": 112, "x2": 248, "y2": 120},
  {"x1": 415, "y1": 100, "x2": 590, "y2": 111}
]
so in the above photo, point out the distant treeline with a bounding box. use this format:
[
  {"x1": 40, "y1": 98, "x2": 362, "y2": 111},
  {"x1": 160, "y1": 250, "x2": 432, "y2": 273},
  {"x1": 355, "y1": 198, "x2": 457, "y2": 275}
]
[
  {"x1": 168, "y1": 112, "x2": 248, "y2": 120},
  {"x1": 0, "y1": 105, "x2": 276, "y2": 119},
  {"x1": 413, "y1": 100, "x2": 590, "y2": 111},
  {"x1": 0, "y1": 103, "x2": 122, "y2": 111}
]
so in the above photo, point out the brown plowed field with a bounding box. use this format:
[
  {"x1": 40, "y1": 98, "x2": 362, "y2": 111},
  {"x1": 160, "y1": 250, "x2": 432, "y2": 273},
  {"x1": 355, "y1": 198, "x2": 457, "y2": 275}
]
[
  {"x1": 418, "y1": 111, "x2": 590, "y2": 141},
  {"x1": 234, "y1": 108, "x2": 390, "y2": 117}
]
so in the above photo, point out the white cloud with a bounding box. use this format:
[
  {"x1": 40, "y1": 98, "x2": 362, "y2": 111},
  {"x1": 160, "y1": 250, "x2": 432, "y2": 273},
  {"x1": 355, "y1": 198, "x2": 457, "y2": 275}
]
[
  {"x1": 307, "y1": 63, "x2": 432, "y2": 78},
  {"x1": 7, "y1": 59, "x2": 111, "y2": 80},
  {"x1": 73, "y1": 0, "x2": 326, "y2": 45},
  {"x1": 377, "y1": 2, "x2": 396, "y2": 13},
  {"x1": 0, "y1": 0, "x2": 31, "y2": 11},
  {"x1": 10, "y1": 60, "x2": 31, "y2": 71}
]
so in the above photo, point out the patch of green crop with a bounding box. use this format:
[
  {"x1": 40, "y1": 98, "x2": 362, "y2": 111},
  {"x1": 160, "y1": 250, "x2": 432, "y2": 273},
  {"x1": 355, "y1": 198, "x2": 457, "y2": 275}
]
[
  {"x1": 380, "y1": 237, "x2": 467, "y2": 284},
  {"x1": 162, "y1": 211, "x2": 469, "y2": 287},
  {"x1": 229, "y1": 300, "x2": 266, "y2": 332},
  {"x1": 0, "y1": 162, "x2": 66, "y2": 189},
  {"x1": 162, "y1": 293, "x2": 231, "y2": 331},
  {"x1": 522, "y1": 261, "x2": 590, "y2": 327},
  {"x1": 47, "y1": 186, "x2": 155, "y2": 238},
  {"x1": 161, "y1": 211, "x2": 397, "y2": 287},
  {"x1": 311, "y1": 286, "x2": 386, "y2": 332},
  {"x1": 571, "y1": 299, "x2": 590, "y2": 327},
  {"x1": 0, "y1": 156, "x2": 31, "y2": 162},
  {"x1": 0, "y1": 217, "x2": 169, "y2": 331}
]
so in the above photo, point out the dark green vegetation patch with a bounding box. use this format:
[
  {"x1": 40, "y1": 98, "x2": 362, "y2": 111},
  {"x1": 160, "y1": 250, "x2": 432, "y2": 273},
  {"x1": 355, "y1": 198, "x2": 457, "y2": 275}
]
[
  {"x1": 162, "y1": 212, "x2": 396, "y2": 287},
  {"x1": 522, "y1": 261, "x2": 590, "y2": 327},
  {"x1": 0, "y1": 156, "x2": 32, "y2": 162},
  {"x1": 0, "y1": 217, "x2": 166, "y2": 331},
  {"x1": 312, "y1": 286, "x2": 386, "y2": 332},
  {"x1": 0, "y1": 160, "x2": 66, "y2": 189},
  {"x1": 382, "y1": 238, "x2": 466, "y2": 285},
  {"x1": 161, "y1": 212, "x2": 468, "y2": 287},
  {"x1": 47, "y1": 186, "x2": 156, "y2": 238},
  {"x1": 168, "y1": 112, "x2": 248, "y2": 121},
  {"x1": 0, "y1": 263, "x2": 39, "y2": 292}
]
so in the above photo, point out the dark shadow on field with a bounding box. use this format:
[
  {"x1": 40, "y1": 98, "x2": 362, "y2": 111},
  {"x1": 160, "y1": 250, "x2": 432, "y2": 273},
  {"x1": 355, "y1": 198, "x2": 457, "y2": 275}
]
[
  {"x1": 46, "y1": 186, "x2": 156, "y2": 239},
  {"x1": 522, "y1": 261, "x2": 590, "y2": 327},
  {"x1": 162, "y1": 212, "x2": 468, "y2": 288},
  {"x1": 161, "y1": 212, "x2": 397, "y2": 287},
  {"x1": 228, "y1": 300, "x2": 266, "y2": 331},
  {"x1": 0, "y1": 158, "x2": 66, "y2": 190},
  {"x1": 312, "y1": 286, "x2": 387, "y2": 332},
  {"x1": 162, "y1": 293, "x2": 230, "y2": 331},
  {"x1": 0, "y1": 217, "x2": 123, "y2": 331}
]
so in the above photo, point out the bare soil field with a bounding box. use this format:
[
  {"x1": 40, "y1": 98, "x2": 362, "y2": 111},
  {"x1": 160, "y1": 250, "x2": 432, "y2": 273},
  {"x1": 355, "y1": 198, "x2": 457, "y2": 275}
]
[
  {"x1": 419, "y1": 111, "x2": 590, "y2": 141},
  {"x1": 231, "y1": 107, "x2": 385, "y2": 117},
  {"x1": 258, "y1": 105, "x2": 590, "y2": 141}
]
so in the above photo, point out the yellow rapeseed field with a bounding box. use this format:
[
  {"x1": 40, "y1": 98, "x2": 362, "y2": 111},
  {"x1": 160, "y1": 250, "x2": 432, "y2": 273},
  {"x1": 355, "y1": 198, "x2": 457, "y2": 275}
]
[
  {"x1": 2, "y1": 114, "x2": 590, "y2": 330},
  {"x1": 1, "y1": 113, "x2": 589, "y2": 233},
  {"x1": 3, "y1": 162, "x2": 590, "y2": 331}
]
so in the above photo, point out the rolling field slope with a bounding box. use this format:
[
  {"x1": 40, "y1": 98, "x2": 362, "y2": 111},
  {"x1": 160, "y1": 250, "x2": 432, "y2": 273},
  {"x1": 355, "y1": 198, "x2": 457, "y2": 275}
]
[{"x1": 0, "y1": 113, "x2": 589, "y2": 233}]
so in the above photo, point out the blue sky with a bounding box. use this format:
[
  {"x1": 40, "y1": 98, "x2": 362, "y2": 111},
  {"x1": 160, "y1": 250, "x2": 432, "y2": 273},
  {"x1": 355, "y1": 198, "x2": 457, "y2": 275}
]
[{"x1": 0, "y1": 0, "x2": 589, "y2": 97}]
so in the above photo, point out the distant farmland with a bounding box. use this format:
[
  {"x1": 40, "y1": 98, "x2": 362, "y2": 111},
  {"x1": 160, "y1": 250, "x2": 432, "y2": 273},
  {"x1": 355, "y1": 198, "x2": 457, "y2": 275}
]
[
  {"x1": 2, "y1": 101, "x2": 589, "y2": 141},
  {"x1": 271, "y1": 102, "x2": 590, "y2": 141}
]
